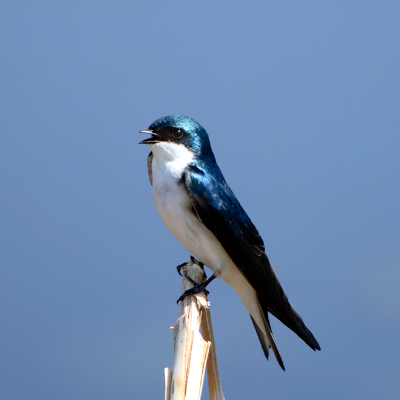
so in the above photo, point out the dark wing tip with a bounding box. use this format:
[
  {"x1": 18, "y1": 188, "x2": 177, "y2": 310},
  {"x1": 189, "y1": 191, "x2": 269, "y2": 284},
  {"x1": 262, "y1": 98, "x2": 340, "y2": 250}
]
[
  {"x1": 301, "y1": 330, "x2": 321, "y2": 352},
  {"x1": 300, "y1": 323, "x2": 321, "y2": 351}
]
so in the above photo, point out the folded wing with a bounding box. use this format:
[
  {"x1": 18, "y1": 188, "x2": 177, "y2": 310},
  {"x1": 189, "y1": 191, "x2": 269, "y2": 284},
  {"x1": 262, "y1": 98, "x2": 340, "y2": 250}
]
[{"x1": 184, "y1": 163, "x2": 321, "y2": 352}]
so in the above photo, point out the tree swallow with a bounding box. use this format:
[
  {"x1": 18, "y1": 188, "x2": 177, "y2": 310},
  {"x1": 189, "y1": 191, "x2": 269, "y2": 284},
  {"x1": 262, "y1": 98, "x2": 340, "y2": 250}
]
[{"x1": 139, "y1": 115, "x2": 320, "y2": 370}]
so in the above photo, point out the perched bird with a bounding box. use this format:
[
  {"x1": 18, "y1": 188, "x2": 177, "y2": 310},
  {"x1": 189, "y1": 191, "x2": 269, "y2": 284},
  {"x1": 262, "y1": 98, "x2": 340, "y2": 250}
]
[{"x1": 139, "y1": 115, "x2": 320, "y2": 370}]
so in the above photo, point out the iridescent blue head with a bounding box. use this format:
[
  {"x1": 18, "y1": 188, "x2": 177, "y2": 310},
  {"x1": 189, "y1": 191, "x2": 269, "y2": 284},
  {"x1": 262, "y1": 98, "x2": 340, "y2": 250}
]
[{"x1": 139, "y1": 115, "x2": 215, "y2": 161}]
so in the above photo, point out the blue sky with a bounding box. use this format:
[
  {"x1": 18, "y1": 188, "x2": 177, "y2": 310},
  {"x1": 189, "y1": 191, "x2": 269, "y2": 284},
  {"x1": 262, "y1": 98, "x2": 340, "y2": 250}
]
[{"x1": 1, "y1": 1, "x2": 399, "y2": 399}]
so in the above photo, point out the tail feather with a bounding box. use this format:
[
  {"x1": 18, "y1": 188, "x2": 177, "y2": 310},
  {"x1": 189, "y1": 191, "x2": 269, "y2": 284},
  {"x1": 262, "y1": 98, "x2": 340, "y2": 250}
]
[
  {"x1": 250, "y1": 315, "x2": 270, "y2": 360},
  {"x1": 252, "y1": 296, "x2": 285, "y2": 371}
]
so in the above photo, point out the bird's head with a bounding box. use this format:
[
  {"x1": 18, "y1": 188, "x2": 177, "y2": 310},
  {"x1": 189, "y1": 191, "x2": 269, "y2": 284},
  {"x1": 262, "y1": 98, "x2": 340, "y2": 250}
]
[{"x1": 139, "y1": 115, "x2": 215, "y2": 161}]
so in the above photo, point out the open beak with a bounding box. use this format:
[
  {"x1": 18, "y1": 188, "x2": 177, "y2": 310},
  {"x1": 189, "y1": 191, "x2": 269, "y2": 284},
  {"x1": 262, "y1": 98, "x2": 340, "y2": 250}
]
[{"x1": 139, "y1": 129, "x2": 159, "y2": 144}]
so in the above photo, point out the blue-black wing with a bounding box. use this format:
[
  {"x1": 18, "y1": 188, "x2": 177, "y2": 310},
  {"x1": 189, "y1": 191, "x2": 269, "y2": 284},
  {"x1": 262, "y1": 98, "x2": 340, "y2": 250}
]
[
  {"x1": 147, "y1": 151, "x2": 153, "y2": 185},
  {"x1": 184, "y1": 163, "x2": 321, "y2": 352}
]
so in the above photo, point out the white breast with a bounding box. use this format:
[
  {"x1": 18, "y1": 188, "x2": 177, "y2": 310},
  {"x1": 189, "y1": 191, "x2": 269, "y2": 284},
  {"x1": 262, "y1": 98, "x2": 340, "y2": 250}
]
[
  {"x1": 150, "y1": 142, "x2": 213, "y2": 262},
  {"x1": 149, "y1": 142, "x2": 245, "y2": 283}
]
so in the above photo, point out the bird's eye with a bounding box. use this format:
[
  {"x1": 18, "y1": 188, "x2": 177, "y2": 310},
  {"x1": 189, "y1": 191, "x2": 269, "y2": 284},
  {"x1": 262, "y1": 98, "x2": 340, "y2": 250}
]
[{"x1": 172, "y1": 129, "x2": 183, "y2": 139}]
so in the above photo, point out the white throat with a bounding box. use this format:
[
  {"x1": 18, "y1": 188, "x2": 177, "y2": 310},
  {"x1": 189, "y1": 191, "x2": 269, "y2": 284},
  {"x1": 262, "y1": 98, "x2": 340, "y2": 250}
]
[{"x1": 150, "y1": 141, "x2": 195, "y2": 179}]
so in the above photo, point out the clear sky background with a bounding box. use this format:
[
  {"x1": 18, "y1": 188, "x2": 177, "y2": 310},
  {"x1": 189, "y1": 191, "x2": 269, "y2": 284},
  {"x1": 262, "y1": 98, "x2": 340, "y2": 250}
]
[{"x1": 1, "y1": 1, "x2": 399, "y2": 399}]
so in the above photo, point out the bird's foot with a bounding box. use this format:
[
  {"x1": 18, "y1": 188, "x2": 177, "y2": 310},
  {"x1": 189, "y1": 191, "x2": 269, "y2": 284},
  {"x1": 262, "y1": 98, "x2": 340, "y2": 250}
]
[
  {"x1": 190, "y1": 255, "x2": 204, "y2": 268},
  {"x1": 176, "y1": 274, "x2": 216, "y2": 304},
  {"x1": 176, "y1": 262, "x2": 187, "y2": 277},
  {"x1": 176, "y1": 256, "x2": 204, "y2": 277}
]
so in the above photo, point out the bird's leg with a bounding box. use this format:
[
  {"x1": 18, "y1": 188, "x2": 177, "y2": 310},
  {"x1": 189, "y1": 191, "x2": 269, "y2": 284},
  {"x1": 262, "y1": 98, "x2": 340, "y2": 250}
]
[{"x1": 176, "y1": 274, "x2": 216, "y2": 304}]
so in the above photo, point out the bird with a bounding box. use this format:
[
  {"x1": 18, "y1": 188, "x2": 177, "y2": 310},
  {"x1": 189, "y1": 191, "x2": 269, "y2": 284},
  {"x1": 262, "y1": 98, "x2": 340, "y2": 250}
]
[{"x1": 139, "y1": 115, "x2": 320, "y2": 370}]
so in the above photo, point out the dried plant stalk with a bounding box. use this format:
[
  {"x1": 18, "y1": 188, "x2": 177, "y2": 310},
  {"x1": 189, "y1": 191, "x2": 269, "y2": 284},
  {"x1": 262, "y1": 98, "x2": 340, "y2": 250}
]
[{"x1": 165, "y1": 259, "x2": 225, "y2": 400}]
